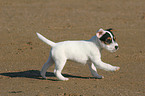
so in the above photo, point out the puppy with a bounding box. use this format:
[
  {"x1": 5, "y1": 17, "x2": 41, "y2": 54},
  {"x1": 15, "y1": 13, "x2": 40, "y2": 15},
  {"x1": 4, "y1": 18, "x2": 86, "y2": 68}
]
[{"x1": 36, "y1": 28, "x2": 120, "y2": 81}]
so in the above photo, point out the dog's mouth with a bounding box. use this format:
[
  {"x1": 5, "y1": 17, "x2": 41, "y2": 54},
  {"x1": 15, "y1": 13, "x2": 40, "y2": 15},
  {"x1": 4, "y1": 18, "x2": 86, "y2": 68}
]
[{"x1": 111, "y1": 47, "x2": 119, "y2": 53}]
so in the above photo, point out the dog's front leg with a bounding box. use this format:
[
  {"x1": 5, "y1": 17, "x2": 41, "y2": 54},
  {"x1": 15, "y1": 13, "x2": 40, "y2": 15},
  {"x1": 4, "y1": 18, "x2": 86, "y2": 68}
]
[
  {"x1": 88, "y1": 63, "x2": 104, "y2": 79},
  {"x1": 92, "y1": 59, "x2": 120, "y2": 72}
]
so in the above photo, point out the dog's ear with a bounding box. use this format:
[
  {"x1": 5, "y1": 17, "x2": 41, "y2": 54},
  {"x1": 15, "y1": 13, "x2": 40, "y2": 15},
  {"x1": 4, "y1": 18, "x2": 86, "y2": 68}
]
[
  {"x1": 96, "y1": 28, "x2": 106, "y2": 38},
  {"x1": 106, "y1": 28, "x2": 113, "y2": 32}
]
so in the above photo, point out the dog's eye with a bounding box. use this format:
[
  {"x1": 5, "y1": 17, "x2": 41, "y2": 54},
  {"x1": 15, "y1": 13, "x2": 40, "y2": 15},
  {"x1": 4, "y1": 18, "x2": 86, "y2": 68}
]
[{"x1": 105, "y1": 37, "x2": 112, "y2": 44}]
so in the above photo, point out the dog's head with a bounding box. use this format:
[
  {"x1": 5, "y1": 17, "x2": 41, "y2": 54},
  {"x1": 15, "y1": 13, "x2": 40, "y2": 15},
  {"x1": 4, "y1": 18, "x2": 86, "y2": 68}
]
[{"x1": 96, "y1": 28, "x2": 119, "y2": 52}]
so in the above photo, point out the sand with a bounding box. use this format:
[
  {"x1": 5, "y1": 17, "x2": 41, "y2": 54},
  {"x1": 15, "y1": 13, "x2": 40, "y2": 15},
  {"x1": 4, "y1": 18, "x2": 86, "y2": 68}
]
[{"x1": 0, "y1": 0, "x2": 145, "y2": 96}]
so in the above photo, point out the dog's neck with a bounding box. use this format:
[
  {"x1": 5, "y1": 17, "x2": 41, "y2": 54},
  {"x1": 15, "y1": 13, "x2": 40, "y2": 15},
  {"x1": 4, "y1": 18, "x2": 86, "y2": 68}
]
[{"x1": 89, "y1": 36, "x2": 103, "y2": 51}]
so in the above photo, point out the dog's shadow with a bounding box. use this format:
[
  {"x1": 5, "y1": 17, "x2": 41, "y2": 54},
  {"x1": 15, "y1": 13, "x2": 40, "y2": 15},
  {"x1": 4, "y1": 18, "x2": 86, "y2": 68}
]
[{"x1": 0, "y1": 70, "x2": 98, "y2": 81}]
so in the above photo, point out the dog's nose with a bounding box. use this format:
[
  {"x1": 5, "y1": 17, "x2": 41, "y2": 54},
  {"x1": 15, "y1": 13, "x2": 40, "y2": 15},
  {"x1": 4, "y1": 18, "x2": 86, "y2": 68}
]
[{"x1": 115, "y1": 46, "x2": 119, "y2": 50}]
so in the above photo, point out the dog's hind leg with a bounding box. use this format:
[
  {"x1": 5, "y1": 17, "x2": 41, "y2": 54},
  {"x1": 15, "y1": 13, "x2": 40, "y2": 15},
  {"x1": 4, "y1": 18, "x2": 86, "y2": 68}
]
[
  {"x1": 88, "y1": 63, "x2": 104, "y2": 79},
  {"x1": 54, "y1": 59, "x2": 69, "y2": 81},
  {"x1": 40, "y1": 55, "x2": 54, "y2": 79}
]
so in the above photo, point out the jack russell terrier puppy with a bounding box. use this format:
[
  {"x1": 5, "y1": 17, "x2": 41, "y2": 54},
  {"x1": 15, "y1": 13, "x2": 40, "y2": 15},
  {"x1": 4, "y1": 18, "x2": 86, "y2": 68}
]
[{"x1": 36, "y1": 28, "x2": 120, "y2": 81}]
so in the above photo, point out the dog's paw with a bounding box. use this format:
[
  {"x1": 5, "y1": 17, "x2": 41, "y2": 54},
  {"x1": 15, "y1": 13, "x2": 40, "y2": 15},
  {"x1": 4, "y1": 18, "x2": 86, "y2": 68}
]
[
  {"x1": 95, "y1": 75, "x2": 104, "y2": 79},
  {"x1": 58, "y1": 77, "x2": 69, "y2": 81},
  {"x1": 92, "y1": 73, "x2": 104, "y2": 79},
  {"x1": 115, "y1": 67, "x2": 120, "y2": 71},
  {"x1": 112, "y1": 66, "x2": 120, "y2": 71},
  {"x1": 41, "y1": 75, "x2": 46, "y2": 79},
  {"x1": 64, "y1": 78, "x2": 69, "y2": 81},
  {"x1": 40, "y1": 73, "x2": 46, "y2": 79}
]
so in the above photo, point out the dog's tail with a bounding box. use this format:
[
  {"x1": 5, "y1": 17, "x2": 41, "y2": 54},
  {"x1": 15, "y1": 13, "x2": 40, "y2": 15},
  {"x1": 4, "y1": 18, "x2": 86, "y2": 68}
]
[{"x1": 36, "y1": 32, "x2": 56, "y2": 47}]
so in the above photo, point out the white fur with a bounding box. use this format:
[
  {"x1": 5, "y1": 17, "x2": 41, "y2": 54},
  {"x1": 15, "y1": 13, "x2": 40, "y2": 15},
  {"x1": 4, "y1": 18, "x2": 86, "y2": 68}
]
[{"x1": 36, "y1": 28, "x2": 120, "y2": 81}]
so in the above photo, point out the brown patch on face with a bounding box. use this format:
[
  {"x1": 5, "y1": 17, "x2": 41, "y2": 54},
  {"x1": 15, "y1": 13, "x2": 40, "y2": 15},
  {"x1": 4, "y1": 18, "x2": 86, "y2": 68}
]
[
  {"x1": 107, "y1": 37, "x2": 112, "y2": 40},
  {"x1": 104, "y1": 37, "x2": 112, "y2": 45},
  {"x1": 98, "y1": 32, "x2": 103, "y2": 35}
]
